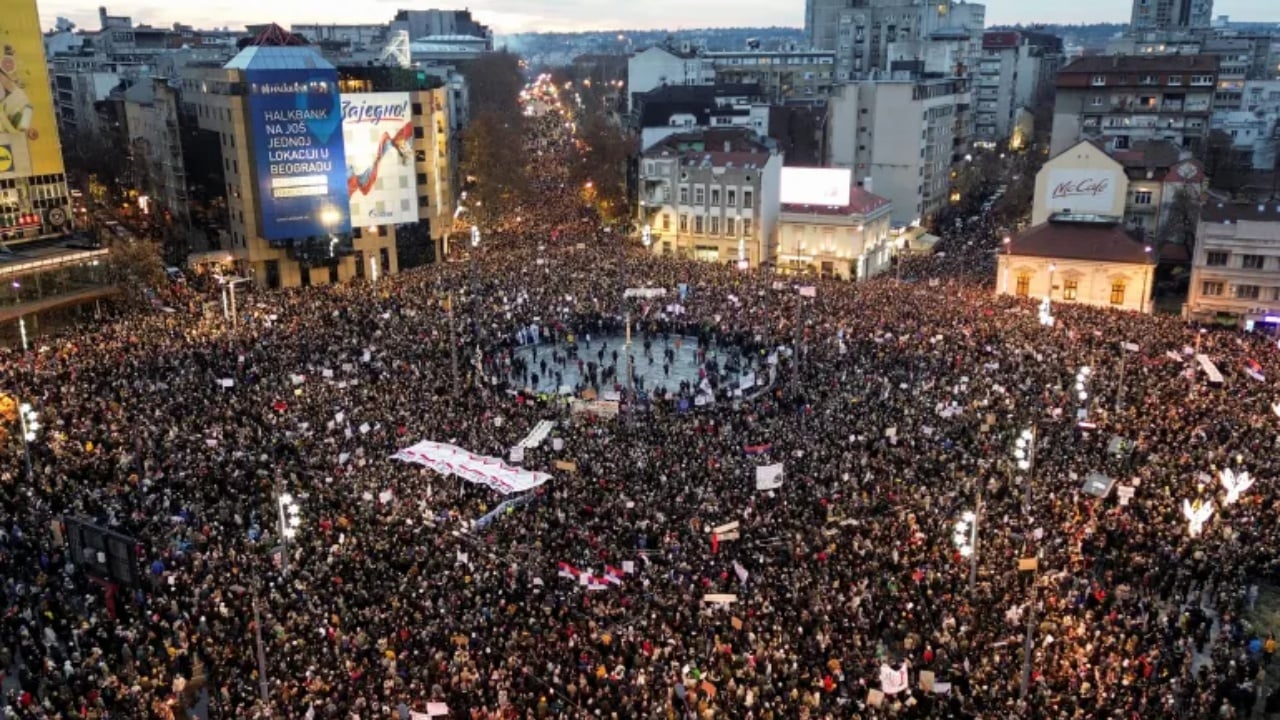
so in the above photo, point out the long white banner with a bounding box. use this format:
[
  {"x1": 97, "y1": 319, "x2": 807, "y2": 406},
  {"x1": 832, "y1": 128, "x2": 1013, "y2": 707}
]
[
  {"x1": 516, "y1": 420, "x2": 555, "y2": 449},
  {"x1": 392, "y1": 441, "x2": 552, "y2": 495}
]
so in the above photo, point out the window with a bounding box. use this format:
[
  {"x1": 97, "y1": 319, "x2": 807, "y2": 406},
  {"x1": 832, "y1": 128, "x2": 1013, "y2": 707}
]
[
  {"x1": 413, "y1": 126, "x2": 424, "y2": 139},
  {"x1": 1015, "y1": 275, "x2": 1030, "y2": 297},
  {"x1": 743, "y1": 190, "x2": 754, "y2": 208},
  {"x1": 679, "y1": 186, "x2": 689, "y2": 204},
  {"x1": 661, "y1": 213, "x2": 671, "y2": 231},
  {"x1": 1201, "y1": 281, "x2": 1224, "y2": 296},
  {"x1": 679, "y1": 214, "x2": 688, "y2": 232},
  {"x1": 1113, "y1": 135, "x2": 1131, "y2": 149},
  {"x1": 1063, "y1": 279, "x2": 1079, "y2": 301},
  {"x1": 726, "y1": 218, "x2": 736, "y2": 237},
  {"x1": 694, "y1": 215, "x2": 704, "y2": 234},
  {"x1": 1133, "y1": 190, "x2": 1152, "y2": 205},
  {"x1": 727, "y1": 189, "x2": 736, "y2": 207},
  {"x1": 1090, "y1": 96, "x2": 1104, "y2": 106},
  {"x1": 742, "y1": 218, "x2": 752, "y2": 238},
  {"x1": 1167, "y1": 75, "x2": 1182, "y2": 85},
  {"x1": 1110, "y1": 282, "x2": 1126, "y2": 305},
  {"x1": 1091, "y1": 75, "x2": 1107, "y2": 86},
  {"x1": 1236, "y1": 284, "x2": 1260, "y2": 300},
  {"x1": 710, "y1": 216, "x2": 720, "y2": 235},
  {"x1": 1190, "y1": 75, "x2": 1214, "y2": 86},
  {"x1": 694, "y1": 187, "x2": 705, "y2": 204},
  {"x1": 1139, "y1": 74, "x2": 1157, "y2": 85},
  {"x1": 1206, "y1": 251, "x2": 1228, "y2": 266},
  {"x1": 710, "y1": 187, "x2": 720, "y2": 205},
  {"x1": 1242, "y1": 254, "x2": 1265, "y2": 269}
]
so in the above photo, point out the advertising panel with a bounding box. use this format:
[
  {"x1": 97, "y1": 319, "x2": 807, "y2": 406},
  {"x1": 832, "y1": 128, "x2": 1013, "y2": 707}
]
[
  {"x1": 0, "y1": 0, "x2": 65, "y2": 179},
  {"x1": 340, "y1": 92, "x2": 419, "y2": 226},
  {"x1": 246, "y1": 68, "x2": 350, "y2": 241},
  {"x1": 1044, "y1": 168, "x2": 1122, "y2": 215},
  {"x1": 780, "y1": 167, "x2": 852, "y2": 206}
]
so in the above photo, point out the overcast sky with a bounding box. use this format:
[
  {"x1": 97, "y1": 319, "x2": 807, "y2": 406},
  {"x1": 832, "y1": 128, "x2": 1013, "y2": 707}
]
[{"x1": 38, "y1": 0, "x2": 1276, "y2": 36}]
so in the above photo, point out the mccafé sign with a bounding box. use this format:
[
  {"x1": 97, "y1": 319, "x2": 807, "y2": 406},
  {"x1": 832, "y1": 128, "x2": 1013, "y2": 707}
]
[
  {"x1": 1052, "y1": 177, "x2": 1110, "y2": 199},
  {"x1": 1044, "y1": 169, "x2": 1121, "y2": 214}
]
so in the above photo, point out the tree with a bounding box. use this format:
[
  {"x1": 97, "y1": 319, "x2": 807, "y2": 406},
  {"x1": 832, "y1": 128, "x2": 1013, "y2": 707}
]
[
  {"x1": 1201, "y1": 129, "x2": 1246, "y2": 197},
  {"x1": 105, "y1": 236, "x2": 167, "y2": 308},
  {"x1": 460, "y1": 110, "x2": 528, "y2": 229},
  {"x1": 1160, "y1": 185, "x2": 1202, "y2": 255},
  {"x1": 63, "y1": 125, "x2": 129, "y2": 192},
  {"x1": 571, "y1": 110, "x2": 633, "y2": 225},
  {"x1": 460, "y1": 51, "x2": 525, "y2": 119}
]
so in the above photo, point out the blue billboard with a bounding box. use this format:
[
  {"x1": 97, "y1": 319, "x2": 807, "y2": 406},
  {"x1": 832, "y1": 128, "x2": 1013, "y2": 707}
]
[{"x1": 246, "y1": 68, "x2": 350, "y2": 242}]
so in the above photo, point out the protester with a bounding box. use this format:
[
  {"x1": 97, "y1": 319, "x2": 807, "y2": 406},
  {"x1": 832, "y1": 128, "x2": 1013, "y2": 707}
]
[{"x1": 0, "y1": 100, "x2": 1276, "y2": 720}]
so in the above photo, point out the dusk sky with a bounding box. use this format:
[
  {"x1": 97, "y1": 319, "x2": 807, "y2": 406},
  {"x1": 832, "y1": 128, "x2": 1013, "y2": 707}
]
[{"x1": 37, "y1": 0, "x2": 1277, "y2": 35}]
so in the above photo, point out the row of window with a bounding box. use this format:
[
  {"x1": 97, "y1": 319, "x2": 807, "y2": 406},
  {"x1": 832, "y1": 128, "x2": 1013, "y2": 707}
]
[
  {"x1": 660, "y1": 211, "x2": 754, "y2": 238},
  {"x1": 1015, "y1": 276, "x2": 1128, "y2": 305},
  {"x1": 676, "y1": 185, "x2": 754, "y2": 209},
  {"x1": 1089, "y1": 74, "x2": 1215, "y2": 87},
  {"x1": 1205, "y1": 251, "x2": 1270, "y2": 269},
  {"x1": 1201, "y1": 281, "x2": 1277, "y2": 300}
]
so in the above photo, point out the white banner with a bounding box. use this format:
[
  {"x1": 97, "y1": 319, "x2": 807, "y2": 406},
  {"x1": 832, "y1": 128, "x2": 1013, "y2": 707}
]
[
  {"x1": 755, "y1": 463, "x2": 785, "y2": 491},
  {"x1": 880, "y1": 662, "x2": 909, "y2": 695},
  {"x1": 516, "y1": 420, "x2": 555, "y2": 449},
  {"x1": 624, "y1": 287, "x2": 667, "y2": 299},
  {"x1": 392, "y1": 441, "x2": 551, "y2": 495}
]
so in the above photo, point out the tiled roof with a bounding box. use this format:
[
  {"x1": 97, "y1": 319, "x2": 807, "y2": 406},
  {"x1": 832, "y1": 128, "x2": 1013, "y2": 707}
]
[
  {"x1": 1008, "y1": 220, "x2": 1154, "y2": 264},
  {"x1": 1058, "y1": 53, "x2": 1219, "y2": 74}
]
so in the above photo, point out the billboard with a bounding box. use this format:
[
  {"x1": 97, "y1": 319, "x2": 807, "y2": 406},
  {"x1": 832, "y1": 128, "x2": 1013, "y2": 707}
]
[
  {"x1": 246, "y1": 68, "x2": 350, "y2": 241},
  {"x1": 341, "y1": 92, "x2": 419, "y2": 226},
  {"x1": 1044, "y1": 169, "x2": 1122, "y2": 215},
  {"x1": 0, "y1": 0, "x2": 65, "y2": 179},
  {"x1": 780, "y1": 167, "x2": 852, "y2": 206}
]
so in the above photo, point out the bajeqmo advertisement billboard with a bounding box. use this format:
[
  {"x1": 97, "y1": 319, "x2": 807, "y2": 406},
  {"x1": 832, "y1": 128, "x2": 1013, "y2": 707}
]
[
  {"x1": 341, "y1": 92, "x2": 420, "y2": 227},
  {"x1": 780, "y1": 167, "x2": 852, "y2": 207},
  {"x1": 247, "y1": 68, "x2": 350, "y2": 242},
  {"x1": 1044, "y1": 168, "x2": 1122, "y2": 215}
]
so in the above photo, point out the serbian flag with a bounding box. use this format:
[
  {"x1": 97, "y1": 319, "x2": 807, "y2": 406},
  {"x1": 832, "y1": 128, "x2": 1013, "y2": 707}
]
[
  {"x1": 1244, "y1": 358, "x2": 1265, "y2": 382},
  {"x1": 604, "y1": 566, "x2": 625, "y2": 585},
  {"x1": 743, "y1": 443, "x2": 773, "y2": 456},
  {"x1": 557, "y1": 562, "x2": 582, "y2": 580}
]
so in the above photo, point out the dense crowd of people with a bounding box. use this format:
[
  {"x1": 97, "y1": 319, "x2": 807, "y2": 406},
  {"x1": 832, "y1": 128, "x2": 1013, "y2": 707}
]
[{"x1": 3, "y1": 99, "x2": 1280, "y2": 720}]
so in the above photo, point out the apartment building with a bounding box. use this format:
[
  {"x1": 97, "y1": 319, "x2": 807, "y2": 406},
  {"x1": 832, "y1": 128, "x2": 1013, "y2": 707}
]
[
  {"x1": 122, "y1": 78, "x2": 191, "y2": 232},
  {"x1": 180, "y1": 29, "x2": 459, "y2": 288},
  {"x1": 1186, "y1": 201, "x2": 1280, "y2": 329},
  {"x1": 1130, "y1": 0, "x2": 1214, "y2": 34},
  {"x1": 636, "y1": 129, "x2": 782, "y2": 267},
  {"x1": 1049, "y1": 54, "x2": 1219, "y2": 157},
  {"x1": 705, "y1": 48, "x2": 837, "y2": 104},
  {"x1": 826, "y1": 77, "x2": 971, "y2": 226},
  {"x1": 813, "y1": 0, "x2": 986, "y2": 82},
  {"x1": 974, "y1": 31, "x2": 1064, "y2": 147}
]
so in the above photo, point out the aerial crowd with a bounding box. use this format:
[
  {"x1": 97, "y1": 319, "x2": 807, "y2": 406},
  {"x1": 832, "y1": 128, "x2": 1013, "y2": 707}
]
[{"x1": 2, "y1": 104, "x2": 1280, "y2": 720}]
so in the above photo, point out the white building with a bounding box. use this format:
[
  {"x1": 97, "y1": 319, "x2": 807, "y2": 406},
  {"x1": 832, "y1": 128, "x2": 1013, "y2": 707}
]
[
  {"x1": 1186, "y1": 201, "x2": 1280, "y2": 329},
  {"x1": 825, "y1": 76, "x2": 971, "y2": 225},
  {"x1": 637, "y1": 129, "x2": 782, "y2": 267},
  {"x1": 997, "y1": 219, "x2": 1156, "y2": 313},
  {"x1": 777, "y1": 186, "x2": 894, "y2": 280},
  {"x1": 808, "y1": 0, "x2": 985, "y2": 82},
  {"x1": 974, "y1": 31, "x2": 1064, "y2": 146},
  {"x1": 626, "y1": 45, "x2": 714, "y2": 109}
]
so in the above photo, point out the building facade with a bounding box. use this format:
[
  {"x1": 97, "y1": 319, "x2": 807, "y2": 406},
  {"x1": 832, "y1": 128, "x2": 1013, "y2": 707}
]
[
  {"x1": 1130, "y1": 0, "x2": 1214, "y2": 34},
  {"x1": 1186, "y1": 201, "x2": 1280, "y2": 328},
  {"x1": 974, "y1": 31, "x2": 1064, "y2": 146},
  {"x1": 122, "y1": 78, "x2": 190, "y2": 230},
  {"x1": 637, "y1": 130, "x2": 782, "y2": 267},
  {"x1": 626, "y1": 46, "x2": 715, "y2": 109},
  {"x1": 1049, "y1": 54, "x2": 1219, "y2": 157},
  {"x1": 777, "y1": 186, "x2": 894, "y2": 280},
  {"x1": 997, "y1": 219, "x2": 1156, "y2": 313},
  {"x1": 826, "y1": 77, "x2": 971, "y2": 226},
  {"x1": 180, "y1": 38, "x2": 457, "y2": 288},
  {"x1": 814, "y1": 0, "x2": 986, "y2": 82},
  {"x1": 705, "y1": 49, "x2": 837, "y2": 104}
]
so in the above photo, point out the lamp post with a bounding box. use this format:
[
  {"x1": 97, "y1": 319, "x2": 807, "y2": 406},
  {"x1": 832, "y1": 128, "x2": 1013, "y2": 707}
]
[
  {"x1": 470, "y1": 224, "x2": 482, "y2": 389},
  {"x1": 1019, "y1": 550, "x2": 1042, "y2": 701},
  {"x1": 1075, "y1": 366, "x2": 1092, "y2": 420},
  {"x1": 221, "y1": 277, "x2": 250, "y2": 329},
  {"x1": 17, "y1": 401, "x2": 39, "y2": 480},
  {"x1": 276, "y1": 491, "x2": 300, "y2": 578},
  {"x1": 1014, "y1": 426, "x2": 1036, "y2": 514},
  {"x1": 1139, "y1": 245, "x2": 1153, "y2": 313},
  {"x1": 953, "y1": 507, "x2": 979, "y2": 593}
]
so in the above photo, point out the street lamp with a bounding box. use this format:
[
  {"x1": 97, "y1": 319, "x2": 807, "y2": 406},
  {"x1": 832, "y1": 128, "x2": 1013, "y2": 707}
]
[
  {"x1": 954, "y1": 509, "x2": 978, "y2": 592},
  {"x1": 1075, "y1": 366, "x2": 1092, "y2": 416},
  {"x1": 642, "y1": 224, "x2": 651, "y2": 251},
  {"x1": 277, "y1": 491, "x2": 300, "y2": 577},
  {"x1": 1014, "y1": 426, "x2": 1036, "y2": 512},
  {"x1": 17, "y1": 401, "x2": 39, "y2": 479},
  {"x1": 470, "y1": 224, "x2": 483, "y2": 389}
]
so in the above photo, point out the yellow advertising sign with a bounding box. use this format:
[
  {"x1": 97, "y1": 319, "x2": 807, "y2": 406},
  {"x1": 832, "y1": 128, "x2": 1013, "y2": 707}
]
[{"x1": 0, "y1": 0, "x2": 65, "y2": 179}]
